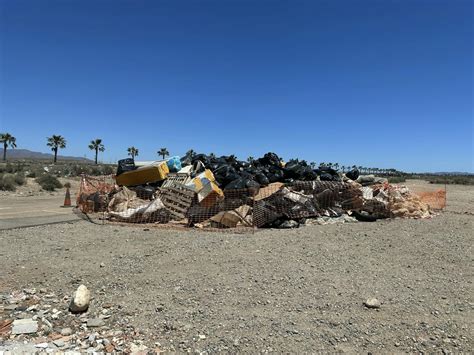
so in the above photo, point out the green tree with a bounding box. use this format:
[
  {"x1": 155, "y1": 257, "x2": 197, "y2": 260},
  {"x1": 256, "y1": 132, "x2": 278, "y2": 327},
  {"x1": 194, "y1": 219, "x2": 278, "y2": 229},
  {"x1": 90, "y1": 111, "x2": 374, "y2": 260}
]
[
  {"x1": 186, "y1": 149, "x2": 195, "y2": 157},
  {"x1": 209, "y1": 153, "x2": 216, "y2": 159},
  {"x1": 158, "y1": 147, "x2": 170, "y2": 160},
  {"x1": 247, "y1": 156, "x2": 254, "y2": 163},
  {"x1": 88, "y1": 138, "x2": 105, "y2": 164},
  {"x1": 127, "y1": 146, "x2": 139, "y2": 159},
  {"x1": 47, "y1": 135, "x2": 66, "y2": 163},
  {"x1": 0, "y1": 133, "x2": 17, "y2": 161}
]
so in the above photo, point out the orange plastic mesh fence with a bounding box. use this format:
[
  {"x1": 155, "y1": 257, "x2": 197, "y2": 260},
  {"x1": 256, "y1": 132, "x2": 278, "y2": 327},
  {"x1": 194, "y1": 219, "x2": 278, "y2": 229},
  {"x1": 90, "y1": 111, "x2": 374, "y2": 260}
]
[
  {"x1": 413, "y1": 190, "x2": 447, "y2": 210},
  {"x1": 76, "y1": 174, "x2": 115, "y2": 215}
]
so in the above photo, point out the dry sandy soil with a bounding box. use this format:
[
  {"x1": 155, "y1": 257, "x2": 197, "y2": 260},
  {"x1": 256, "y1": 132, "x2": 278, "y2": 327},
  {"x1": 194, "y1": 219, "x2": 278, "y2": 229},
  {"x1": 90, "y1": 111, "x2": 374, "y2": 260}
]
[
  {"x1": 0, "y1": 181, "x2": 473, "y2": 353},
  {"x1": 0, "y1": 177, "x2": 81, "y2": 198}
]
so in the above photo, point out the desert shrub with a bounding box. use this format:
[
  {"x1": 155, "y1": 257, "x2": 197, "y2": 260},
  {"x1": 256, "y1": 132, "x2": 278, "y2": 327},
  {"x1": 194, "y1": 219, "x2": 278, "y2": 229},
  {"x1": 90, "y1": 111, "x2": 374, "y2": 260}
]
[
  {"x1": 102, "y1": 165, "x2": 114, "y2": 175},
  {"x1": 14, "y1": 172, "x2": 26, "y2": 185},
  {"x1": 0, "y1": 173, "x2": 17, "y2": 191},
  {"x1": 36, "y1": 174, "x2": 63, "y2": 191},
  {"x1": 388, "y1": 176, "x2": 406, "y2": 184},
  {"x1": 429, "y1": 176, "x2": 474, "y2": 185}
]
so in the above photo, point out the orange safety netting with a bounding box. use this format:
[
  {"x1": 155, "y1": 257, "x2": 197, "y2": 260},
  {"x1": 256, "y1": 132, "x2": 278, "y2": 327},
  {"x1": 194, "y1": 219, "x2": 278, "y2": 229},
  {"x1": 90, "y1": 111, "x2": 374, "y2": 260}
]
[{"x1": 415, "y1": 190, "x2": 447, "y2": 210}]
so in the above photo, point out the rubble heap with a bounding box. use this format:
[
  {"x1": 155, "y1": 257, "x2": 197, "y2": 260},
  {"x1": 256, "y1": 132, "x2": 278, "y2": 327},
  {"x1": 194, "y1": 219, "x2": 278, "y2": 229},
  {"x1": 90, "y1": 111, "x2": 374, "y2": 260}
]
[{"x1": 77, "y1": 152, "x2": 434, "y2": 228}]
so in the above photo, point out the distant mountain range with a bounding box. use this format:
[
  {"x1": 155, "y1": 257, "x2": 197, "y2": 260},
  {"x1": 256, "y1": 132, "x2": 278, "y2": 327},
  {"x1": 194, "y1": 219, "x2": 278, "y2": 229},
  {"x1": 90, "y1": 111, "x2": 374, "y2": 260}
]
[{"x1": 0, "y1": 148, "x2": 92, "y2": 162}]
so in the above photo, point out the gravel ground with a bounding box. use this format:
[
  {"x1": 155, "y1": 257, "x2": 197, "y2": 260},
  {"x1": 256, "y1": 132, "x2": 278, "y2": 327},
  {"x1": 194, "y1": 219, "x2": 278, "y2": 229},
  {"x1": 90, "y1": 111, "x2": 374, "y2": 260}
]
[{"x1": 0, "y1": 182, "x2": 473, "y2": 353}]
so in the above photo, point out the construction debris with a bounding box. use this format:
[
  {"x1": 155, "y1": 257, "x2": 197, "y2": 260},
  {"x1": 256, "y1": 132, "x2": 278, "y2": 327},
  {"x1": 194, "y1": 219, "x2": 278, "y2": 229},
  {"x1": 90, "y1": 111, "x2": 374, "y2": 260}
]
[{"x1": 77, "y1": 152, "x2": 436, "y2": 229}]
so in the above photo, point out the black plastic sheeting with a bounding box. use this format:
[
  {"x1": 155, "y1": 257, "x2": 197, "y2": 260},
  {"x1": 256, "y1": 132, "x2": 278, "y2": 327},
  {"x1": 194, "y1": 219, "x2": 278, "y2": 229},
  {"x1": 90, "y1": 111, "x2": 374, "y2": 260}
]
[{"x1": 180, "y1": 151, "x2": 359, "y2": 191}]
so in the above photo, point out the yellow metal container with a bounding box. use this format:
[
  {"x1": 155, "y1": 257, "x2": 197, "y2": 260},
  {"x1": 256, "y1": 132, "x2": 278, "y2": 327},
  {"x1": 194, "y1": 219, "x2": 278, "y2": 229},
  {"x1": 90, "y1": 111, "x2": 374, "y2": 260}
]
[{"x1": 116, "y1": 162, "x2": 169, "y2": 186}]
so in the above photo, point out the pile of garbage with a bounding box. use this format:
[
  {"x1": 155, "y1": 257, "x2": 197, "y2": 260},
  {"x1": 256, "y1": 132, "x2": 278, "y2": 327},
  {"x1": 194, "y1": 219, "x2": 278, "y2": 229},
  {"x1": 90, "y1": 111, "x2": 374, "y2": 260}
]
[{"x1": 77, "y1": 152, "x2": 433, "y2": 229}]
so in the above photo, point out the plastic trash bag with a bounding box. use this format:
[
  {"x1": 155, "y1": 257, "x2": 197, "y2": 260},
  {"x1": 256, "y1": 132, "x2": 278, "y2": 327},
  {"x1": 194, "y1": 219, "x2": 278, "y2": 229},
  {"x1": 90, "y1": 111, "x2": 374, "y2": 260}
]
[
  {"x1": 117, "y1": 158, "x2": 136, "y2": 176},
  {"x1": 166, "y1": 156, "x2": 182, "y2": 172},
  {"x1": 345, "y1": 169, "x2": 359, "y2": 181}
]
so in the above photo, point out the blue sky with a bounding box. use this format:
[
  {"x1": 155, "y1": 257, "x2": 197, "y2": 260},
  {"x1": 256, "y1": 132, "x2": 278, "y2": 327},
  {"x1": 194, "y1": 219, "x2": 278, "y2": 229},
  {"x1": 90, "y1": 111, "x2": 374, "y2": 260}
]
[{"x1": 0, "y1": 0, "x2": 472, "y2": 172}]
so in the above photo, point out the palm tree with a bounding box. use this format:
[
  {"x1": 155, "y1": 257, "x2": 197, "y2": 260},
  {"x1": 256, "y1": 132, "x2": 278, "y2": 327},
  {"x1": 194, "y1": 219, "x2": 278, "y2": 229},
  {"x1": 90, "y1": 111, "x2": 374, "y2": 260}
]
[
  {"x1": 186, "y1": 149, "x2": 195, "y2": 158},
  {"x1": 209, "y1": 153, "x2": 216, "y2": 159},
  {"x1": 158, "y1": 147, "x2": 169, "y2": 160},
  {"x1": 309, "y1": 162, "x2": 317, "y2": 169},
  {"x1": 88, "y1": 138, "x2": 105, "y2": 164},
  {"x1": 0, "y1": 133, "x2": 17, "y2": 161},
  {"x1": 127, "y1": 146, "x2": 139, "y2": 159},
  {"x1": 47, "y1": 135, "x2": 66, "y2": 163},
  {"x1": 247, "y1": 156, "x2": 254, "y2": 163},
  {"x1": 333, "y1": 163, "x2": 339, "y2": 171}
]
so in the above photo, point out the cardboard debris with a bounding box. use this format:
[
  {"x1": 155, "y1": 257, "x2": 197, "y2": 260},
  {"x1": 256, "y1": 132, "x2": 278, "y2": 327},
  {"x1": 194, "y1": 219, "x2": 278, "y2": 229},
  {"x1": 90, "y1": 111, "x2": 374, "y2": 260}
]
[
  {"x1": 253, "y1": 182, "x2": 284, "y2": 201},
  {"x1": 209, "y1": 205, "x2": 252, "y2": 228}
]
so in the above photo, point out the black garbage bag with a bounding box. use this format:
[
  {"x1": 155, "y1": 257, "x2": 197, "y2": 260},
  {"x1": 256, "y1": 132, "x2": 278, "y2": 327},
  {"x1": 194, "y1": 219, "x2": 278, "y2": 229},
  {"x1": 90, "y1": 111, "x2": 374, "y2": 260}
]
[
  {"x1": 301, "y1": 166, "x2": 318, "y2": 180},
  {"x1": 315, "y1": 166, "x2": 338, "y2": 176},
  {"x1": 267, "y1": 166, "x2": 285, "y2": 183},
  {"x1": 284, "y1": 160, "x2": 317, "y2": 181},
  {"x1": 131, "y1": 185, "x2": 155, "y2": 200},
  {"x1": 255, "y1": 172, "x2": 270, "y2": 186},
  {"x1": 180, "y1": 151, "x2": 195, "y2": 166},
  {"x1": 320, "y1": 172, "x2": 336, "y2": 181},
  {"x1": 352, "y1": 210, "x2": 378, "y2": 222},
  {"x1": 116, "y1": 158, "x2": 136, "y2": 176},
  {"x1": 225, "y1": 177, "x2": 260, "y2": 191},
  {"x1": 346, "y1": 168, "x2": 360, "y2": 181},
  {"x1": 213, "y1": 165, "x2": 239, "y2": 186},
  {"x1": 192, "y1": 154, "x2": 211, "y2": 168},
  {"x1": 257, "y1": 152, "x2": 282, "y2": 167},
  {"x1": 254, "y1": 201, "x2": 280, "y2": 227}
]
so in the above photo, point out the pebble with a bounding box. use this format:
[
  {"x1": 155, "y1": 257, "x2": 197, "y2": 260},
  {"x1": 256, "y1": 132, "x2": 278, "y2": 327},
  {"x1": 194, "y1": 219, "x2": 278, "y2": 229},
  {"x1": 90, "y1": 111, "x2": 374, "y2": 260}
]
[
  {"x1": 100, "y1": 262, "x2": 105, "y2": 268},
  {"x1": 53, "y1": 339, "x2": 65, "y2": 348},
  {"x1": 69, "y1": 285, "x2": 91, "y2": 313},
  {"x1": 11, "y1": 318, "x2": 38, "y2": 334},
  {"x1": 61, "y1": 327, "x2": 73, "y2": 336},
  {"x1": 364, "y1": 298, "x2": 381, "y2": 309},
  {"x1": 87, "y1": 318, "x2": 105, "y2": 327}
]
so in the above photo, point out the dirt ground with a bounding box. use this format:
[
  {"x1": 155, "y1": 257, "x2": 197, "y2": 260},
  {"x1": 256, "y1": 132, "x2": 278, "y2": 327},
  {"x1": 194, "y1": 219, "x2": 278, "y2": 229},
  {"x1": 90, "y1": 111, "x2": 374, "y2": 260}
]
[
  {"x1": 0, "y1": 181, "x2": 473, "y2": 353},
  {"x1": 0, "y1": 177, "x2": 81, "y2": 198}
]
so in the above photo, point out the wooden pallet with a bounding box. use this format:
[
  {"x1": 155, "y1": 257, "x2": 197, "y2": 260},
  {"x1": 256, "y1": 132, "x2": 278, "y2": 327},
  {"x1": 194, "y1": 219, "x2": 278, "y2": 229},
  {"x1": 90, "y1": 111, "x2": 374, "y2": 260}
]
[
  {"x1": 158, "y1": 186, "x2": 195, "y2": 220},
  {"x1": 161, "y1": 173, "x2": 192, "y2": 188}
]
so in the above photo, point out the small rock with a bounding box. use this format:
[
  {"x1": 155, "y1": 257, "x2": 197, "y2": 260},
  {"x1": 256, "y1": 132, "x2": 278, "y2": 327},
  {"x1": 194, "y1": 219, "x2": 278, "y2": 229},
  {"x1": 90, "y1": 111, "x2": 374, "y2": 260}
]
[
  {"x1": 11, "y1": 318, "x2": 38, "y2": 334},
  {"x1": 69, "y1": 285, "x2": 91, "y2": 313},
  {"x1": 100, "y1": 263, "x2": 105, "y2": 268},
  {"x1": 53, "y1": 339, "x2": 66, "y2": 348},
  {"x1": 61, "y1": 327, "x2": 73, "y2": 336},
  {"x1": 35, "y1": 343, "x2": 49, "y2": 349},
  {"x1": 198, "y1": 334, "x2": 206, "y2": 340},
  {"x1": 130, "y1": 343, "x2": 148, "y2": 353},
  {"x1": 105, "y1": 344, "x2": 115, "y2": 353},
  {"x1": 364, "y1": 298, "x2": 381, "y2": 309},
  {"x1": 87, "y1": 318, "x2": 105, "y2": 327}
]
